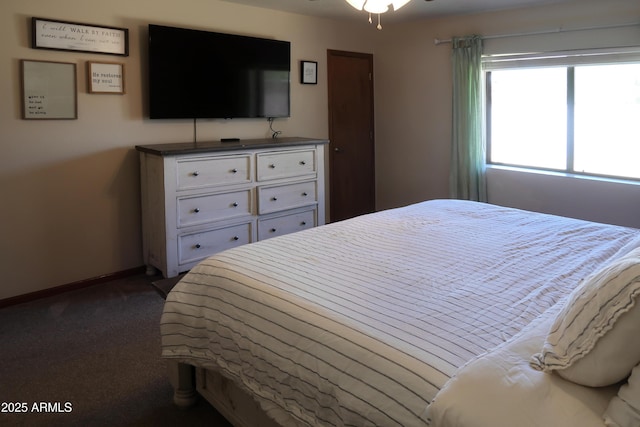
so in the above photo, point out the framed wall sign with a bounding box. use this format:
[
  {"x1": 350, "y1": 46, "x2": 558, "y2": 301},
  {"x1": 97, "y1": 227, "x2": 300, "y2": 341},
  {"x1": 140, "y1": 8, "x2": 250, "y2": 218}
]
[
  {"x1": 301, "y1": 60, "x2": 318, "y2": 85},
  {"x1": 21, "y1": 60, "x2": 77, "y2": 120},
  {"x1": 31, "y1": 17, "x2": 129, "y2": 56},
  {"x1": 88, "y1": 61, "x2": 125, "y2": 94}
]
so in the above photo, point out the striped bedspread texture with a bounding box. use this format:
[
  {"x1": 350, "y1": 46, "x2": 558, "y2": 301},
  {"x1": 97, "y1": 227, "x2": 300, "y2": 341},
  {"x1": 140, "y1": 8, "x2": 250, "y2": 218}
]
[{"x1": 160, "y1": 199, "x2": 640, "y2": 427}]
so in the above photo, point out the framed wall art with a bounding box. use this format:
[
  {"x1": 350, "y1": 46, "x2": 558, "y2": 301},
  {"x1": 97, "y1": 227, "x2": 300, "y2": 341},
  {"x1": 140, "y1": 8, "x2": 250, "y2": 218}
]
[
  {"x1": 21, "y1": 59, "x2": 77, "y2": 120},
  {"x1": 31, "y1": 17, "x2": 129, "y2": 56},
  {"x1": 88, "y1": 61, "x2": 125, "y2": 94},
  {"x1": 301, "y1": 60, "x2": 318, "y2": 85}
]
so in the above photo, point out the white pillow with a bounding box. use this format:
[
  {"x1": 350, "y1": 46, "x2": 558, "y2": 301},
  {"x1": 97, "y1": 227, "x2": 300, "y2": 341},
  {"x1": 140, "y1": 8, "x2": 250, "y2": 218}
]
[
  {"x1": 604, "y1": 363, "x2": 640, "y2": 427},
  {"x1": 530, "y1": 247, "x2": 640, "y2": 387}
]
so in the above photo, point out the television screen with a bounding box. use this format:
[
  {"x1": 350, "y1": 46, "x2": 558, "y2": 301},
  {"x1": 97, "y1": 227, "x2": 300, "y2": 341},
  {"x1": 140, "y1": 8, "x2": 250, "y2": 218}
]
[{"x1": 148, "y1": 24, "x2": 291, "y2": 119}]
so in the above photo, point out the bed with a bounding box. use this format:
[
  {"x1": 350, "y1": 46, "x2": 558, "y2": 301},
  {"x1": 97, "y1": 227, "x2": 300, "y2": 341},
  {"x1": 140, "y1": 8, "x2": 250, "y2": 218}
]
[{"x1": 160, "y1": 199, "x2": 640, "y2": 426}]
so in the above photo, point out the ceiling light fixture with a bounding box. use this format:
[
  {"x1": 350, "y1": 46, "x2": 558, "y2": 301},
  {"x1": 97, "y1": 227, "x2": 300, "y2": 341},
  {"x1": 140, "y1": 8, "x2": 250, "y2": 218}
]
[{"x1": 345, "y1": 0, "x2": 412, "y2": 30}]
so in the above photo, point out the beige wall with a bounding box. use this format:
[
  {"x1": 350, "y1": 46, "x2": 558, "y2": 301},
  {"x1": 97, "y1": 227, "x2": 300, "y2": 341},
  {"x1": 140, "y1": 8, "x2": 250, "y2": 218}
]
[
  {"x1": 374, "y1": 0, "x2": 640, "y2": 211},
  {"x1": 2, "y1": 0, "x2": 640, "y2": 300},
  {"x1": 0, "y1": 0, "x2": 375, "y2": 300},
  {"x1": 374, "y1": 0, "x2": 640, "y2": 227}
]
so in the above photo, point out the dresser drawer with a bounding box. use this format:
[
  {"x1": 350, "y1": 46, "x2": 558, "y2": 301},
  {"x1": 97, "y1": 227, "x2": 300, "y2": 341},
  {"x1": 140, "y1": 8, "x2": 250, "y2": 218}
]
[
  {"x1": 257, "y1": 180, "x2": 316, "y2": 214},
  {"x1": 178, "y1": 222, "x2": 252, "y2": 265},
  {"x1": 256, "y1": 149, "x2": 316, "y2": 181},
  {"x1": 176, "y1": 154, "x2": 251, "y2": 190},
  {"x1": 177, "y1": 189, "x2": 251, "y2": 227},
  {"x1": 258, "y1": 209, "x2": 316, "y2": 240}
]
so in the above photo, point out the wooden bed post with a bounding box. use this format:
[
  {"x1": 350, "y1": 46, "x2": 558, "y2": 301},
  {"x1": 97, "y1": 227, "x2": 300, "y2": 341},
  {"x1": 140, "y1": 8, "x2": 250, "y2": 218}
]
[{"x1": 166, "y1": 361, "x2": 197, "y2": 407}]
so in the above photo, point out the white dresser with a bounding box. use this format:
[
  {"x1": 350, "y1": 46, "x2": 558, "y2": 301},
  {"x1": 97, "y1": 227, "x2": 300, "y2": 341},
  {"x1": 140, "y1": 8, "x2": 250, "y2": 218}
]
[{"x1": 136, "y1": 137, "x2": 328, "y2": 278}]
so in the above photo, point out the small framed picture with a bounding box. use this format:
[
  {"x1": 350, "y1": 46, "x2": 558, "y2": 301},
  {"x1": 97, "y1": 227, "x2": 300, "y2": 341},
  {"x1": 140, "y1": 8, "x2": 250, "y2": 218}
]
[
  {"x1": 21, "y1": 59, "x2": 77, "y2": 120},
  {"x1": 88, "y1": 61, "x2": 125, "y2": 94},
  {"x1": 301, "y1": 60, "x2": 317, "y2": 85}
]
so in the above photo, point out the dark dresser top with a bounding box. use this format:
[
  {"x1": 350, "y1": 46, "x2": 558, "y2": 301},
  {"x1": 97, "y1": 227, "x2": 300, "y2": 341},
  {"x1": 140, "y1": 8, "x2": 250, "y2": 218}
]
[{"x1": 135, "y1": 137, "x2": 329, "y2": 156}]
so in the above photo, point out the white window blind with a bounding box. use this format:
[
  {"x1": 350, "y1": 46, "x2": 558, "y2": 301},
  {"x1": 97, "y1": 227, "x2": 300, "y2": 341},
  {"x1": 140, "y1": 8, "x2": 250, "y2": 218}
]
[{"x1": 483, "y1": 46, "x2": 640, "y2": 70}]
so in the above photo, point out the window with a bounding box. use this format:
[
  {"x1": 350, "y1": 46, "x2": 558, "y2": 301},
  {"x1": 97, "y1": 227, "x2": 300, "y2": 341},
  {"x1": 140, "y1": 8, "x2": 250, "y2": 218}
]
[{"x1": 487, "y1": 62, "x2": 640, "y2": 180}]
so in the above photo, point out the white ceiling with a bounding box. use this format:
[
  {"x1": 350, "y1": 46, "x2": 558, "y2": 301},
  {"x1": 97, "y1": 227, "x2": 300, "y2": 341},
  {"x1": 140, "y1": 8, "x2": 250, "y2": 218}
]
[{"x1": 219, "y1": 0, "x2": 575, "y2": 24}]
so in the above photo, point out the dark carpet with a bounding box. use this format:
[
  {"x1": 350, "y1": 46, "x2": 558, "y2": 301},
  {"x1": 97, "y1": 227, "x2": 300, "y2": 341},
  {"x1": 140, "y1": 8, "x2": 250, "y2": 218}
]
[
  {"x1": 0, "y1": 273, "x2": 231, "y2": 427},
  {"x1": 151, "y1": 274, "x2": 185, "y2": 300}
]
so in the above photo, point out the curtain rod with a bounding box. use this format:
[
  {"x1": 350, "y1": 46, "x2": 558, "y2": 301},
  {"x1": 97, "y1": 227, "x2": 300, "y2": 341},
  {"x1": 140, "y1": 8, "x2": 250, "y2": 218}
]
[{"x1": 434, "y1": 21, "x2": 640, "y2": 45}]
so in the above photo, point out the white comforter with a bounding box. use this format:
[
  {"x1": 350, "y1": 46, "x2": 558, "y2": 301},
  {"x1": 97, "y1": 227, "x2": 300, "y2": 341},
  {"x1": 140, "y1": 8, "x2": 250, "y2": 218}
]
[
  {"x1": 161, "y1": 199, "x2": 640, "y2": 427},
  {"x1": 424, "y1": 303, "x2": 621, "y2": 427}
]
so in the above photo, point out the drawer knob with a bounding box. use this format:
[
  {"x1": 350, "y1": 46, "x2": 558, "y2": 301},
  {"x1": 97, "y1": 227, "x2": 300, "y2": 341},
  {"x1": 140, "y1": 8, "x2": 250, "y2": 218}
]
[
  {"x1": 232, "y1": 202, "x2": 238, "y2": 207},
  {"x1": 231, "y1": 168, "x2": 238, "y2": 173},
  {"x1": 270, "y1": 228, "x2": 277, "y2": 233},
  {"x1": 300, "y1": 160, "x2": 306, "y2": 165},
  {"x1": 269, "y1": 164, "x2": 276, "y2": 169},
  {"x1": 232, "y1": 236, "x2": 239, "y2": 241},
  {"x1": 301, "y1": 221, "x2": 307, "y2": 226},
  {"x1": 194, "y1": 244, "x2": 201, "y2": 249},
  {"x1": 193, "y1": 208, "x2": 200, "y2": 213},
  {"x1": 271, "y1": 197, "x2": 278, "y2": 201},
  {"x1": 302, "y1": 192, "x2": 308, "y2": 197},
  {"x1": 192, "y1": 171, "x2": 199, "y2": 177}
]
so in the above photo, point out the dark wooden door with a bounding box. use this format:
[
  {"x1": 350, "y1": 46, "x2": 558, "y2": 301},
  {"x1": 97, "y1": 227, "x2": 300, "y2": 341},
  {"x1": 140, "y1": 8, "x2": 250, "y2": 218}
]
[{"x1": 327, "y1": 50, "x2": 375, "y2": 222}]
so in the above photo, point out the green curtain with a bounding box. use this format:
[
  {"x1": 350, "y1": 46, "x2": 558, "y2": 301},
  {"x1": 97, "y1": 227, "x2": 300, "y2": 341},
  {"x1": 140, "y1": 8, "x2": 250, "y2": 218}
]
[{"x1": 449, "y1": 35, "x2": 487, "y2": 202}]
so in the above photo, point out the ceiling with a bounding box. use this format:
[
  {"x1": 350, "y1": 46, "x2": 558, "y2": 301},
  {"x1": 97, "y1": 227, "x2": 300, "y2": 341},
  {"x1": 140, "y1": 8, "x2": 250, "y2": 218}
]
[{"x1": 219, "y1": 0, "x2": 575, "y2": 25}]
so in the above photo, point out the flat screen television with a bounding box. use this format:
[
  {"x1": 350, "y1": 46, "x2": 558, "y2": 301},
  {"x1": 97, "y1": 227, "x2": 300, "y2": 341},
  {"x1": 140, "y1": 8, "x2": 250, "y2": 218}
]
[{"x1": 148, "y1": 24, "x2": 290, "y2": 119}]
